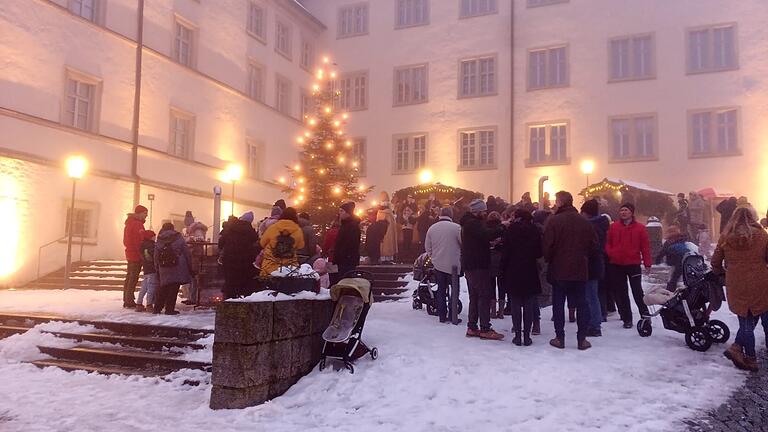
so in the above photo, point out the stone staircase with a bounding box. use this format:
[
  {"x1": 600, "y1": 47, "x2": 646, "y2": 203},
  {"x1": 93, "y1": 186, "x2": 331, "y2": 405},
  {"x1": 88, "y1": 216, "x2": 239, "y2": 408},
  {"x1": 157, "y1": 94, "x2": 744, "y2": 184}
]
[
  {"x1": 357, "y1": 264, "x2": 413, "y2": 302},
  {"x1": 0, "y1": 312, "x2": 211, "y2": 378}
]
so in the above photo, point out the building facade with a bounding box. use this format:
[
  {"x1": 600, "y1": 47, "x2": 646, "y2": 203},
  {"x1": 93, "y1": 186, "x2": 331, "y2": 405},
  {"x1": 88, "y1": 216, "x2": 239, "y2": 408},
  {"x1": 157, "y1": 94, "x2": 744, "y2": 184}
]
[{"x1": 1, "y1": 0, "x2": 766, "y2": 286}]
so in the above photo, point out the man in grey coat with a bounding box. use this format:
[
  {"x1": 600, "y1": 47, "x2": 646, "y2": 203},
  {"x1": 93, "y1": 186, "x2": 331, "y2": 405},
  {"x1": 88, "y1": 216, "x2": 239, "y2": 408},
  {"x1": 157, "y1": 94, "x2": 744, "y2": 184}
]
[
  {"x1": 425, "y1": 207, "x2": 462, "y2": 324},
  {"x1": 153, "y1": 223, "x2": 193, "y2": 315}
]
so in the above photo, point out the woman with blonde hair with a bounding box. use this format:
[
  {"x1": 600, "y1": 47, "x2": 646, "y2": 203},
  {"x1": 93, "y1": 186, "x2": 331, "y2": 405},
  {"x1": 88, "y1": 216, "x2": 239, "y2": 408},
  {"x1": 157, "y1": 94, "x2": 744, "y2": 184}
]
[{"x1": 712, "y1": 207, "x2": 768, "y2": 372}]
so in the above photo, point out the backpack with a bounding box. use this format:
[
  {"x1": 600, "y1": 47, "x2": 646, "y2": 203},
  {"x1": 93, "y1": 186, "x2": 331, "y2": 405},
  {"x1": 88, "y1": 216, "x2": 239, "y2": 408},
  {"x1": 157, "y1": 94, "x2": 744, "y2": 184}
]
[
  {"x1": 273, "y1": 230, "x2": 295, "y2": 259},
  {"x1": 157, "y1": 241, "x2": 178, "y2": 267}
]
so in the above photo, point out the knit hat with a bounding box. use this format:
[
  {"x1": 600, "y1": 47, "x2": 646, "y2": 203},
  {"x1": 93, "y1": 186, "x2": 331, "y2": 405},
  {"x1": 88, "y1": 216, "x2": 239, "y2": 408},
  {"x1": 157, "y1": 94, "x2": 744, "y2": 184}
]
[
  {"x1": 240, "y1": 211, "x2": 255, "y2": 223},
  {"x1": 468, "y1": 198, "x2": 487, "y2": 214},
  {"x1": 160, "y1": 222, "x2": 175, "y2": 233},
  {"x1": 274, "y1": 199, "x2": 287, "y2": 210},
  {"x1": 736, "y1": 196, "x2": 750, "y2": 208},
  {"x1": 620, "y1": 202, "x2": 635, "y2": 214},
  {"x1": 270, "y1": 206, "x2": 283, "y2": 217},
  {"x1": 440, "y1": 207, "x2": 454, "y2": 219},
  {"x1": 581, "y1": 198, "x2": 599, "y2": 217},
  {"x1": 340, "y1": 201, "x2": 356, "y2": 214},
  {"x1": 134, "y1": 205, "x2": 148, "y2": 214},
  {"x1": 143, "y1": 230, "x2": 156, "y2": 239}
]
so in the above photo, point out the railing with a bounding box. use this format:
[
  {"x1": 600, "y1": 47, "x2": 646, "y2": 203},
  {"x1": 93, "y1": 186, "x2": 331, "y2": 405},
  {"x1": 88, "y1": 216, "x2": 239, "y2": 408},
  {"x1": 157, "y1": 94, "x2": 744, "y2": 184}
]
[{"x1": 36, "y1": 234, "x2": 88, "y2": 280}]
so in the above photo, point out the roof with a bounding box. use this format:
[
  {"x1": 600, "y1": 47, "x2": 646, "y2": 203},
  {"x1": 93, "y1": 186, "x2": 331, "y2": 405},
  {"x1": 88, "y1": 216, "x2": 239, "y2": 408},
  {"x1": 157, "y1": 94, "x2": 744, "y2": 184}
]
[
  {"x1": 604, "y1": 178, "x2": 674, "y2": 195},
  {"x1": 288, "y1": 0, "x2": 326, "y2": 30}
]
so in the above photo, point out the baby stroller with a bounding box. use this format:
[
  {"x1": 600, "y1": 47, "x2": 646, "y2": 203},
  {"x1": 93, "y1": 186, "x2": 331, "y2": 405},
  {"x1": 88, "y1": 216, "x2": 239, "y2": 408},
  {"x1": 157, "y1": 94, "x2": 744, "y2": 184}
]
[
  {"x1": 411, "y1": 253, "x2": 463, "y2": 316},
  {"x1": 318, "y1": 270, "x2": 378, "y2": 374},
  {"x1": 637, "y1": 253, "x2": 729, "y2": 352}
]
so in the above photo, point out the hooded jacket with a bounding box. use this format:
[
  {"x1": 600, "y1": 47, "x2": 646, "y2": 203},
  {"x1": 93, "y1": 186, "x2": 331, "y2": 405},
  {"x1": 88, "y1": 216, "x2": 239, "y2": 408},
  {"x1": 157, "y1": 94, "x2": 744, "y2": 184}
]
[
  {"x1": 711, "y1": 226, "x2": 768, "y2": 316},
  {"x1": 140, "y1": 238, "x2": 156, "y2": 275},
  {"x1": 222, "y1": 219, "x2": 259, "y2": 270},
  {"x1": 123, "y1": 215, "x2": 145, "y2": 262},
  {"x1": 501, "y1": 219, "x2": 543, "y2": 296},
  {"x1": 605, "y1": 219, "x2": 652, "y2": 267},
  {"x1": 297, "y1": 217, "x2": 318, "y2": 260},
  {"x1": 425, "y1": 216, "x2": 462, "y2": 274},
  {"x1": 154, "y1": 229, "x2": 193, "y2": 286},
  {"x1": 333, "y1": 215, "x2": 361, "y2": 268},
  {"x1": 259, "y1": 219, "x2": 305, "y2": 275}
]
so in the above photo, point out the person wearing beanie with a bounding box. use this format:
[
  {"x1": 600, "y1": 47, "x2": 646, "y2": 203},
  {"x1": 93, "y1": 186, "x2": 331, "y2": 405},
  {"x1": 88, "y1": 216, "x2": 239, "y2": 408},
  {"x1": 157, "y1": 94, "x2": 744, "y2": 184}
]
[
  {"x1": 221, "y1": 214, "x2": 259, "y2": 299},
  {"x1": 259, "y1": 207, "x2": 305, "y2": 275},
  {"x1": 240, "y1": 211, "x2": 255, "y2": 224},
  {"x1": 425, "y1": 206, "x2": 463, "y2": 324},
  {"x1": 461, "y1": 198, "x2": 503, "y2": 340},
  {"x1": 606, "y1": 202, "x2": 652, "y2": 329},
  {"x1": 543, "y1": 191, "x2": 597, "y2": 350},
  {"x1": 121, "y1": 205, "x2": 149, "y2": 308},
  {"x1": 153, "y1": 223, "x2": 193, "y2": 315},
  {"x1": 135, "y1": 230, "x2": 158, "y2": 312},
  {"x1": 331, "y1": 202, "x2": 362, "y2": 285},
  {"x1": 274, "y1": 199, "x2": 287, "y2": 211},
  {"x1": 365, "y1": 210, "x2": 389, "y2": 265},
  {"x1": 259, "y1": 206, "x2": 283, "y2": 236},
  {"x1": 580, "y1": 199, "x2": 610, "y2": 337}
]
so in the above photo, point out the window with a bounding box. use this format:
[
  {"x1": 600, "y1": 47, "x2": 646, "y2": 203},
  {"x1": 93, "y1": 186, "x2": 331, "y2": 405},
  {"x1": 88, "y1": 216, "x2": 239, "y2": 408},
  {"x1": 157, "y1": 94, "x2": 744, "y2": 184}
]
[
  {"x1": 527, "y1": 122, "x2": 569, "y2": 166},
  {"x1": 459, "y1": 55, "x2": 496, "y2": 98},
  {"x1": 396, "y1": 0, "x2": 429, "y2": 28},
  {"x1": 609, "y1": 114, "x2": 657, "y2": 161},
  {"x1": 247, "y1": 61, "x2": 265, "y2": 102},
  {"x1": 173, "y1": 18, "x2": 195, "y2": 67},
  {"x1": 393, "y1": 133, "x2": 427, "y2": 174},
  {"x1": 275, "y1": 75, "x2": 292, "y2": 115},
  {"x1": 65, "y1": 201, "x2": 99, "y2": 240},
  {"x1": 609, "y1": 34, "x2": 655, "y2": 81},
  {"x1": 460, "y1": 0, "x2": 497, "y2": 18},
  {"x1": 68, "y1": 0, "x2": 99, "y2": 23},
  {"x1": 169, "y1": 109, "x2": 195, "y2": 159},
  {"x1": 335, "y1": 71, "x2": 368, "y2": 111},
  {"x1": 351, "y1": 137, "x2": 367, "y2": 176},
  {"x1": 689, "y1": 108, "x2": 739, "y2": 157},
  {"x1": 687, "y1": 24, "x2": 738, "y2": 73},
  {"x1": 394, "y1": 64, "x2": 428, "y2": 106},
  {"x1": 275, "y1": 18, "x2": 292, "y2": 60},
  {"x1": 63, "y1": 72, "x2": 100, "y2": 132},
  {"x1": 527, "y1": 0, "x2": 568, "y2": 7},
  {"x1": 300, "y1": 89, "x2": 312, "y2": 119},
  {"x1": 246, "y1": 139, "x2": 262, "y2": 180},
  {"x1": 459, "y1": 127, "x2": 496, "y2": 170},
  {"x1": 246, "y1": 2, "x2": 266, "y2": 42},
  {"x1": 528, "y1": 46, "x2": 568, "y2": 89},
  {"x1": 300, "y1": 37, "x2": 314, "y2": 70},
  {"x1": 338, "y1": 3, "x2": 369, "y2": 38}
]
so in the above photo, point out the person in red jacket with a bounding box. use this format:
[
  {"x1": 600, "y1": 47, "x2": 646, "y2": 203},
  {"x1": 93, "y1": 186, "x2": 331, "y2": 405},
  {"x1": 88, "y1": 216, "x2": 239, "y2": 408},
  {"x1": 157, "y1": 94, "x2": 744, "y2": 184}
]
[
  {"x1": 605, "y1": 202, "x2": 652, "y2": 328},
  {"x1": 122, "y1": 205, "x2": 148, "y2": 308}
]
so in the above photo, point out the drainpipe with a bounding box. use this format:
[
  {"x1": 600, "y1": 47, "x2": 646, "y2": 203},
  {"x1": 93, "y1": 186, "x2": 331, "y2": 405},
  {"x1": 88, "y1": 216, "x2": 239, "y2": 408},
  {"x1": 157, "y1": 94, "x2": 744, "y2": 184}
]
[
  {"x1": 130, "y1": 0, "x2": 145, "y2": 207},
  {"x1": 508, "y1": 0, "x2": 515, "y2": 200},
  {"x1": 538, "y1": 176, "x2": 549, "y2": 205}
]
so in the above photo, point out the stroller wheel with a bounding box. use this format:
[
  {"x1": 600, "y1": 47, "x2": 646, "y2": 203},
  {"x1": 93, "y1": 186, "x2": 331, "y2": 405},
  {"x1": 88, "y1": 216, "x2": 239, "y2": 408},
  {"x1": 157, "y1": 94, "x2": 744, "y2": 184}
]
[
  {"x1": 318, "y1": 359, "x2": 326, "y2": 371},
  {"x1": 685, "y1": 326, "x2": 713, "y2": 352},
  {"x1": 636, "y1": 319, "x2": 652, "y2": 337},
  {"x1": 370, "y1": 347, "x2": 379, "y2": 360},
  {"x1": 426, "y1": 304, "x2": 438, "y2": 316},
  {"x1": 412, "y1": 299, "x2": 422, "y2": 310},
  {"x1": 344, "y1": 362, "x2": 355, "y2": 374},
  {"x1": 707, "y1": 319, "x2": 730, "y2": 344},
  {"x1": 457, "y1": 299, "x2": 463, "y2": 314}
]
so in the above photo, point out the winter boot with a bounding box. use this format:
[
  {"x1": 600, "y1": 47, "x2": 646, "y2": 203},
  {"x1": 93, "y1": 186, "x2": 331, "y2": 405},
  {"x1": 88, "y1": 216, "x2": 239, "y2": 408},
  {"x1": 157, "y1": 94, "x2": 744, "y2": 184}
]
[
  {"x1": 744, "y1": 356, "x2": 759, "y2": 372},
  {"x1": 466, "y1": 328, "x2": 481, "y2": 338},
  {"x1": 145, "y1": 304, "x2": 154, "y2": 313},
  {"x1": 549, "y1": 338, "x2": 565, "y2": 349},
  {"x1": 578, "y1": 339, "x2": 592, "y2": 351},
  {"x1": 723, "y1": 343, "x2": 748, "y2": 370},
  {"x1": 532, "y1": 319, "x2": 541, "y2": 335},
  {"x1": 478, "y1": 329, "x2": 505, "y2": 340},
  {"x1": 523, "y1": 333, "x2": 533, "y2": 346},
  {"x1": 135, "y1": 304, "x2": 145, "y2": 312},
  {"x1": 496, "y1": 301, "x2": 505, "y2": 319},
  {"x1": 569, "y1": 307, "x2": 577, "y2": 323},
  {"x1": 512, "y1": 331, "x2": 522, "y2": 346}
]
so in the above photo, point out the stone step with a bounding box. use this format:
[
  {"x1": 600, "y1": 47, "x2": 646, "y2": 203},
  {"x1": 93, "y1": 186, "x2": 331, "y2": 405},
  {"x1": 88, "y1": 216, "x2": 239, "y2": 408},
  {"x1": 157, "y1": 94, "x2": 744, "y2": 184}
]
[
  {"x1": 0, "y1": 324, "x2": 30, "y2": 338},
  {"x1": 22, "y1": 283, "x2": 127, "y2": 291},
  {"x1": 41, "y1": 277, "x2": 130, "y2": 285},
  {"x1": 42, "y1": 330, "x2": 206, "y2": 351},
  {"x1": 356, "y1": 265, "x2": 412, "y2": 274},
  {"x1": 368, "y1": 272, "x2": 403, "y2": 281},
  {"x1": 31, "y1": 359, "x2": 173, "y2": 377},
  {"x1": 371, "y1": 287, "x2": 409, "y2": 295},
  {"x1": 37, "y1": 345, "x2": 211, "y2": 371},
  {"x1": 371, "y1": 280, "x2": 409, "y2": 288},
  {"x1": 373, "y1": 294, "x2": 405, "y2": 302}
]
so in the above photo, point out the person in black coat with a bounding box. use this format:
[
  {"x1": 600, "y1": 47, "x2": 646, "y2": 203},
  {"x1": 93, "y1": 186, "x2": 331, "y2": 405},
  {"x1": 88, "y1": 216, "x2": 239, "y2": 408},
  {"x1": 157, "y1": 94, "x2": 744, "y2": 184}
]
[
  {"x1": 716, "y1": 196, "x2": 738, "y2": 234},
  {"x1": 365, "y1": 211, "x2": 389, "y2": 265},
  {"x1": 331, "y1": 202, "x2": 361, "y2": 285},
  {"x1": 221, "y1": 213, "x2": 259, "y2": 299},
  {"x1": 501, "y1": 209, "x2": 543, "y2": 346},
  {"x1": 581, "y1": 199, "x2": 610, "y2": 337}
]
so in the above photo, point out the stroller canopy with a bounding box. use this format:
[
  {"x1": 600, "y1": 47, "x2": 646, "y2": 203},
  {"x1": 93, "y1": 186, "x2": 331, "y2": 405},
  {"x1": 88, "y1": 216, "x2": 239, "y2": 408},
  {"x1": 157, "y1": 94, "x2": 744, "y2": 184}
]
[{"x1": 331, "y1": 278, "x2": 372, "y2": 304}]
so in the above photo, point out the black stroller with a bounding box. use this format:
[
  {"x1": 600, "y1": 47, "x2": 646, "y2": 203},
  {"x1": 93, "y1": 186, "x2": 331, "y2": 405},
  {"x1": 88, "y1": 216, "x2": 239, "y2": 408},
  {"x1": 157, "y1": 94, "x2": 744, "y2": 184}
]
[
  {"x1": 411, "y1": 253, "x2": 463, "y2": 316},
  {"x1": 318, "y1": 271, "x2": 378, "y2": 374},
  {"x1": 637, "y1": 253, "x2": 730, "y2": 351}
]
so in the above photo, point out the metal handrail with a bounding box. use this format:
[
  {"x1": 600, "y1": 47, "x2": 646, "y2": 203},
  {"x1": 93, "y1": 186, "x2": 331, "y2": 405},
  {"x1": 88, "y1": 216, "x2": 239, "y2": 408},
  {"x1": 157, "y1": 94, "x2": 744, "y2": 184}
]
[{"x1": 37, "y1": 236, "x2": 67, "y2": 280}]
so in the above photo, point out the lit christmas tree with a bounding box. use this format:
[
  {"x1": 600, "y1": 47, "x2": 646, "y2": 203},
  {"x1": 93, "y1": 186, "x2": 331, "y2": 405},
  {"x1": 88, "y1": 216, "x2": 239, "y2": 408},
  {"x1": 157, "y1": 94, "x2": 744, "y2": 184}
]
[{"x1": 279, "y1": 56, "x2": 373, "y2": 227}]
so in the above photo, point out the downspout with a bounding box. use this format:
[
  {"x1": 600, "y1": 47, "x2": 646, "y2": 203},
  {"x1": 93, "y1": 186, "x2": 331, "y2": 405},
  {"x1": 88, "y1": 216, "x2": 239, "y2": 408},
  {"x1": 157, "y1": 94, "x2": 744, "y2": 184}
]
[
  {"x1": 509, "y1": 0, "x2": 515, "y2": 200},
  {"x1": 131, "y1": 0, "x2": 146, "y2": 207}
]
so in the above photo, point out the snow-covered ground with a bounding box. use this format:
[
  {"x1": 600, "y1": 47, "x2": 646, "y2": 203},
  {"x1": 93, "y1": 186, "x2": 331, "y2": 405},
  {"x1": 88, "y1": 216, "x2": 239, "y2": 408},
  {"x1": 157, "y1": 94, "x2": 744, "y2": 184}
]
[{"x1": 0, "y1": 280, "x2": 751, "y2": 432}]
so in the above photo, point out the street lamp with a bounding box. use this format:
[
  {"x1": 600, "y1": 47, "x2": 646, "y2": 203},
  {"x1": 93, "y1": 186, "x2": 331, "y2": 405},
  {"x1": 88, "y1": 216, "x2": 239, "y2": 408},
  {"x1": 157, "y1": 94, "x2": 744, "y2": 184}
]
[
  {"x1": 147, "y1": 193, "x2": 155, "y2": 230},
  {"x1": 225, "y1": 163, "x2": 243, "y2": 216},
  {"x1": 65, "y1": 155, "x2": 88, "y2": 289},
  {"x1": 418, "y1": 169, "x2": 433, "y2": 185},
  {"x1": 580, "y1": 160, "x2": 595, "y2": 195}
]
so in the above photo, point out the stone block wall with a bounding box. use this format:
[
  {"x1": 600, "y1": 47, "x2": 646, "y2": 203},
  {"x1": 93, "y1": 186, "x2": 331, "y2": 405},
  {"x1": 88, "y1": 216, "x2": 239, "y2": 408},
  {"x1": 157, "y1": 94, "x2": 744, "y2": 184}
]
[{"x1": 210, "y1": 298, "x2": 334, "y2": 410}]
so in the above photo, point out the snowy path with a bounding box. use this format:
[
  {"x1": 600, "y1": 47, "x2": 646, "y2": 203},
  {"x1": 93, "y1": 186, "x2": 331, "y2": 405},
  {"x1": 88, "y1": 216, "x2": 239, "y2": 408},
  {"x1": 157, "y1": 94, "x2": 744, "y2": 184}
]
[{"x1": 0, "y1": 287, "x2": 751, "y2": 432}]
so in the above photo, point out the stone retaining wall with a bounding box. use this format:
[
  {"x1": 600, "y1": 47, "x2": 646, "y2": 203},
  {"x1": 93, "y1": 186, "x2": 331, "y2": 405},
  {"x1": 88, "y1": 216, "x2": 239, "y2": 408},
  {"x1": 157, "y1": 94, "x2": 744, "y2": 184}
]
[{"x1": 210, "y1": 298, "x2": 334, "y2": 410}]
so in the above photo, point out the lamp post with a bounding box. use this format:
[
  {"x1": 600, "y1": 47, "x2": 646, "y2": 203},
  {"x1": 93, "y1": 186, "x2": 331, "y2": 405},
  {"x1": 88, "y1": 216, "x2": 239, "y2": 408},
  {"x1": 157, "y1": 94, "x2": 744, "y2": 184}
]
[
  {"x1": 225, "y1": 164, "x2": 243, "y2": 217},
  {"x1": 147, "y1": 193, "x2": 155, "y2": 230},
  {"x1": 580, "y1": 160, "x2": 595, "y2": 196},
  {"x1": 64, "y1": 156, "x2": 88, "y2": 289}
]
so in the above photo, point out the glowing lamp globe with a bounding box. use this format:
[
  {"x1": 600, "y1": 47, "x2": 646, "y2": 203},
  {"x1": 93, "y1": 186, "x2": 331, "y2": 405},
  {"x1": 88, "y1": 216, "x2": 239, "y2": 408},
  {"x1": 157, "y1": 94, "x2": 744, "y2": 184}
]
[
  {"x1": 225, "y1": 164, "x2": 243, "y2": 183},
  {"x1": 66, "y1": 156, "x2": 88, "y2": 179},
  {"x1": 580, "y1": 160, "x2": 595, "y2": 175},
  {"x1": 418, "y1": 169, "x2": 433, "y2": 184}
]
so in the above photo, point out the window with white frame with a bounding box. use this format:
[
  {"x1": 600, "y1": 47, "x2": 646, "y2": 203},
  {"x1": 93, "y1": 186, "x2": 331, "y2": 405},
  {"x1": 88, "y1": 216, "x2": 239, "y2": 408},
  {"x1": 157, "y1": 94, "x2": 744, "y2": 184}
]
[
  {"x1": 527, "y1": 0, "x2": 568, "y2": 7},
  {"x1": 459, "y1": 55, "x2": 496, "y2": 98},
  {"x1": 459, "y1": 128, "x2": 496, "y2": 169},
  {"x1": 247, "y1": 61, "x2": 265, "y2": 102},
  {"x1": 68, "y1": 0, "x2": 99, "y2": 23},
  {"x1": 528, "y1": 46, "x2": 568, "y2": 89},
  {"x1": 351, "y1": 137, "x2": 367, "y2": 176},
  {"x1": 338, "y1": 3, "x2": 369, "y2": 38},
  {"x1": 275, "y1": 18, "x2": 292, "y2": 59},
  {"x1": 64, "y1": 73, "x2": 99, "y2": 132},
  {"x1": 393, "y1": 134, "x2": 427, "y2": 174},
  {"x1": 688, "y1": 24, "x2": 737, "y2": 73},
  {"x1": 246, "y1": 139, "x2": 262, "y2": 180},
  {"x1": 689, "y1": 108, "x2": 739, "y2": 157},
  {"x1": 169, "y1": 109, "x2": 195, "y2": 159},
  {"x1": 65, "y1": 200, "x2": 99, "y2": 240},
  {"x1": 394, "y1": 64, "x2": 428, "y2": 106},
  {"x1": 275, "y1": 75, "x2": 292, "y2": 115},
  {"x1": 460, "y1": 0, "x2": 497, "y2": 18},
  {"x1": 609, "y1": 114, "x2": 657, "y2": 161},
  {"x1": 527, "y1": 122, "x2": 569, "y2": 165},
  {"x1": 247, "y1": 2, "x2": 266, "y2": 42},
  {"x1": 300, "y1": 89, "x2": 312, "y2": 119},
  {"x1": 300, "y1": 37, "x2": 314, "y2": 70},
  {"x1": 173, "y1": 18, "x2": 195, "y2": 67},
  {"x1": 609, "y1": 34, "x2": 655, "y2": 81},
  {"x1": 396, "y1": 0, "x2": 429, "y2": 28},
  {"x1": 335, "y1": 72, "x2": 368, "y2": 111}
]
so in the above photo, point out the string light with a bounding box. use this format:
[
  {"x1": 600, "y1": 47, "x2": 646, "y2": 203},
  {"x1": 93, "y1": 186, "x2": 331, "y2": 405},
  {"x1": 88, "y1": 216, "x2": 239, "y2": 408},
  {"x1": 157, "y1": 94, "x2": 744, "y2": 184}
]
[
  {"x1": 324, "y1": 106, "x2": 332, "y2": 113},
  {"x1": 304, "y1": 132, "x2": 311, "y2": 137},
  {"x1": 326, "y1": 142, "x2": 334, "y2": 149},
  {"x1": 336, "y1": 130, "x2": 343, "y2": 135},
  {"x1": 333, "y1": 120, "x2": 341, "y2": 127},
  {"x1": 308, "y1": 118, "x2": 317, "y2": 126},
  {"x1": 342, "y1": 113, "x2": 348, "y2": 120},
  {"x1": 331, "y1": 72, "x2": 337, "y2": 78},
  {"x1": 323, "y1": 56, "x2": 329, "y2": 63},
  {"x1": 333, "y1": 187, "x2": 341, "y2": 195},
  {"x1": 345, "y1": 140, "x2": 352, "y2": 147},
  {"x1": 352, "y1": 162, "x2": 358, "y2": 168},
  {"x1": 296, "y1": 137, "x2": 304, "y2": 144},
  {"x1": 338, "y1": 156, "x2": 345, "y2": 163},
  {"x1": 312, "y1": 84, "x2": 320, "y2": 91},
  {"x1": 293, "y1": 164, "x2": 301, "y2": 171},
  {"x1": 278, "y1": 177, "x2": 286, "y2": 184}
]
